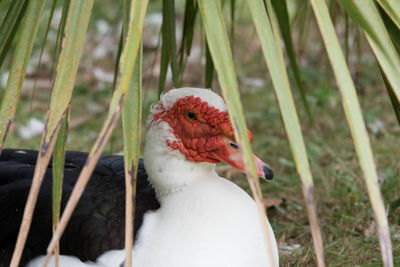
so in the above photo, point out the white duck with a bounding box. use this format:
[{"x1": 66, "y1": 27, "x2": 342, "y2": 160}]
[{"x1": 28, "y1": 87, "x2": 278, "y2": 267}]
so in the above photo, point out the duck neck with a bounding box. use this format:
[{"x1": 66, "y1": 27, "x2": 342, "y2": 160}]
[{"x1": 143, "y1": 122, "x2": 217, "y2": 199}]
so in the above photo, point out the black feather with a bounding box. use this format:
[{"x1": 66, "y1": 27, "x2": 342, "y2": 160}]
[{"x1": 0, "y1": 149, "x2": 160, "y2": 267}]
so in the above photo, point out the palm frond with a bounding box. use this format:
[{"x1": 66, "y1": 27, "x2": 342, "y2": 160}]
[
  {"x1": 45, "y1": 0, "x2": 149, "y2": 261},
  {"x1": 271, "y1": 0, "x2": 314, "y2": 125},
  {"x1": 247, "y1": 0, "x2": 325, "y2": 265},
  {"x1": 0, "y1": 0, "x2": 44, "y2": 152},
  {"x1": 310, "y1": 1, "x2": 393, "y2": 266},
  {"x1": 0, "y1": 0, "x2": 28, "y2": 69},
  {"x1": 10, "y1": 0, "x2": 94, "y2": 266},
  {"x1": 198, "y1": 1, "x2": 276, "y2": 266}
]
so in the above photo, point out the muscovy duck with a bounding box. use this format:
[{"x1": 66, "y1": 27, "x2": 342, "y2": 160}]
[{"x1": 1, "y1": 88, "x2": 278, "y2": 267}]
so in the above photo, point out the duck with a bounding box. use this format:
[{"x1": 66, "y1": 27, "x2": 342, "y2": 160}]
[{"x1": 0, "y1": 87, "x2": 278, "y2": 267}]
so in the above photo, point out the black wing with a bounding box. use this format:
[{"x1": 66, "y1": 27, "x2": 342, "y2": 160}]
[{"x1": 0, "y1": 149, "x2": 160, "y2": 267}]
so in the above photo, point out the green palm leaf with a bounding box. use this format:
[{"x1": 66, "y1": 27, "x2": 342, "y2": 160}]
[
  {"x1": 121, "y1": 44, "x2": 142, "y2": 267},
  {"x1": 120, "y1": 0, "x2": 144, "y2": 265},
  {"x1": 52, "y1": 110, "x2": 68, "y2": 267},
  {"x1": 338, "y1": 0, "x2": 400, "y2": 110},
  {"x1": 376, "y1": 0, "x2": 400, "y2": 29},
  {"x1": 310, "y1": 1, "x2": 393, "y2": 266},
  {"x1": 205, "y1": 42, "x2": 214, "y2": 88},
  {"x1": 271, "y1": 0, "x2": 314, "y2": 125},
  {"x1": 45, "y1": 0, "x2": 149, "y2": 259},
  {"x1": 0, "y1": 0, "x2": 397, "y2": 265},
  {"x1": 159, "y1": 0, "x2": 179, "y2": 95},
  {"x1": 179, "y1": 0, "x2": 198, "y2": 76},
  {"x1": 0, "y1": 0, "x2": 28, "y2": 69},
  {"x1": 0, "y1": 0, "x2": 45, "y2": 153},
  {"x1": 247, "y1": 0, "x2": 325, "y2": 265},
  {"x1": 197, "y1": 1, "x2": 276, "y2": 265},
  {"x1": 10, "y1": 1, "x2": 94, "y2": 266}
]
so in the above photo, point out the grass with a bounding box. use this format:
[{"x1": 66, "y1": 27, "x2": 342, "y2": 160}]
[
  {"x1": 1, "y1": 1, "x2": 399, "y2": 266},
  {"x1": 237, "y1": 47, "x2": 400, "y2": 265}
]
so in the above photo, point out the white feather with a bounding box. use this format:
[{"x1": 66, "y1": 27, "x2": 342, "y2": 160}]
[{"x1": 28, "y1": 88, "x2": 278, "y2": 267}]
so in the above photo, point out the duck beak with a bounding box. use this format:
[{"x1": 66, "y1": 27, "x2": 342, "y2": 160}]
[
  {"x1": 209, "y1": 137, "x2": 274, "y2": 181},
  {"x1": 253, "y1": 154, "x2": 274, "y2": 181}
]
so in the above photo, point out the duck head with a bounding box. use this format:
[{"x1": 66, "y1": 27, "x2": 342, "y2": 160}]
[{"x1": 144, "y1": 88, "x2": 273, "y2": 195}]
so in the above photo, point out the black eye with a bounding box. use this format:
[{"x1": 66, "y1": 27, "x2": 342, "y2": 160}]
[
  {"x1": 184, "y1": 111, "x2": 197, "y2": 122},
  {"x1": 229, "y1": 142, "x2": 239, "y2": 150}
]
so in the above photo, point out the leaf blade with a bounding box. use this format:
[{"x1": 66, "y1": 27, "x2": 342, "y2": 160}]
[
  {"x1": 205, "y1": 41, "x2": 214, "y2": 88},
  {"x1": 52, "y1": 109, "x2": 69, "y2": 267},
  {"x1": 376, "y1": 0, "x2": 400, "y2": 30},
  {"x1": 197, "y1": 1, "x2": 276, "y2": 265},
  {"x1": 178, "y1": 0, "x2": 198, "y2": 76},
  {"x1": 247, "y1": 0, "x2": 324, "y2": 265},
  {"x1": 45, "y1": 0, "x2": 149, "y2": 260},
  {"x1": 271, "y1": 0, "x2": 314, "y2": 124},
  {"x1": 120, "y1": 0, "x2": 143, "y2": 265},
  {"x1": 0, "y1": 0, "x2": 37, "y2": 153},
  {"x1": 163, "y1": 0, "x2": 179, "y2": 88},
  {"x1": 338, "y1": 0, "x2": 400, "y2": 105},
  {"x1": 310, "y1": 1, "x2": 393, "y2": 266},
  {"x1": 159, "y1": 17, "x2": 170, "y2": 96},
  {"x1": 122, "y1": 42, "x2": 142, "y2": 267},
  {"x1": 0, "y1": 0, "x2": 28, "y2": 69},
  {"x1": 10, "y1": 1, "x2": 94, "y2": 266}
]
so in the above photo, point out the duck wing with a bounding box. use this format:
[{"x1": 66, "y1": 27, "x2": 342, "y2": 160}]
[{"x1": 0, "y1": 149, "x2": 160, "y2": 266}]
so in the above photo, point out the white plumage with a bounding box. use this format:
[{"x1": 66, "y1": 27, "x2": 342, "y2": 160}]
[{"x1": 28, "y1": 88, "x2": 278, "y2": 267}]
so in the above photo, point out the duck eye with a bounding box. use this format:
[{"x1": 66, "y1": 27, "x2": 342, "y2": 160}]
[
  {"x1": 229, "y1": 142, "x2": 239, "y2": 150},
  {"x1": 184, "y1": 111, "x2": 197, "y2": 122}
]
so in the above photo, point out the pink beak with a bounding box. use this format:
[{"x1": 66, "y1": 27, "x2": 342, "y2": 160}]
[{"x1": 209, "y1": 137, "x2": 273, "y2": 180}]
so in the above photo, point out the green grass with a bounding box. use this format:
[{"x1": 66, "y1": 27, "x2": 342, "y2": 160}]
[{"x1": 236, "y1": 50, "x2": 400, "y2": 265}]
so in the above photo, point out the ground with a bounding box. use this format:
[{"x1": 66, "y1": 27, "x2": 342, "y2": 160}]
[{"x1": 1, "y1": 1, "x2": 399, "y2": 266}]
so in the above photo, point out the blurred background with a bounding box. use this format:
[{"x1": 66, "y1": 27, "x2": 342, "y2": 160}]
[{"x1": 0, "y1": 0, "x2": 399, "y2": 265}]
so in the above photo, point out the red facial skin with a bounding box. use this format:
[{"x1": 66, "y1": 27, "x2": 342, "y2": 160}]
[{"x1": 154, "y1": 95, "x2": 267, "y2": 177}]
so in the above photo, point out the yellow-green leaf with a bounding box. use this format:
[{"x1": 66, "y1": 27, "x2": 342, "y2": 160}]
[
  {"x1": 197, "y1": 0, "x2": 275, "y2": 265},
  {"x1": 377, "y1": 0, "x2": 400, "y2": 30},
  {"x1": 120, "y1": 0, "x2": 143, "y2": 265},
  {"x1": 122, "y1": 42, "x2": 142, "y2": 267},
  {"x1": 271, "y1": 0, "x2": 313, "y2": 124},
  {"x1": 51, "y1": 0, "x2": 71, "y2": 77},
  {"x1": 338, "y1": 0, "x2": 400, "y2": 111},
  {"x1": 10, "y1": 1, "x2": 94, "y2": 266},
  {"x1": 0, "y1": 0, "x2": 45, "y2": 153},
  {"x1": 46, "y1": 0, "x2": 149, "y2": 259},
  {"x1": 163, "y1": 0, "x2": 179, "y2": 87},
  {"x1": 310, "y1": 1, "x2": 393, "y2": 266},
  {"x1": 205, "y1": 41, "x2": 214, "y2": 88},
  {"x1": 0, "y1": 0, "x2": 28, "y2": 69},
  {"x1": 247, "y1": 0, "x2": 324, "y2": 265},
  {"x1": 52, "y1": 109, "x2": 68, "y2": 267},
  {"x1": 179, "y1": 0, "x2": 198, "y2": 72}
]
